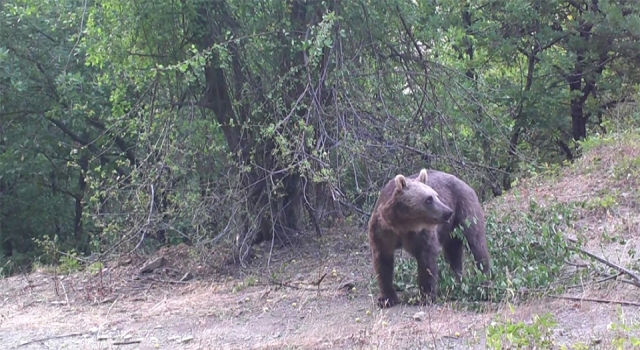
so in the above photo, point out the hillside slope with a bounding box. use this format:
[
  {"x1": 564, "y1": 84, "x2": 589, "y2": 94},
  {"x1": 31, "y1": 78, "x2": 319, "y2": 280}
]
[{"x1": 489, "y1": 132, "x2": 640, "y2": 283}]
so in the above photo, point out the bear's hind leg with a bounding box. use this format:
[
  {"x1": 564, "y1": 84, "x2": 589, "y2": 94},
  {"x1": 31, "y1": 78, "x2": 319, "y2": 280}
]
[
  {"x1": 443, "y1": 238, "x2": 464, "y2": 282},
  {"x1": 463, "y1": 221, "x2": 491, "y2": 275}
]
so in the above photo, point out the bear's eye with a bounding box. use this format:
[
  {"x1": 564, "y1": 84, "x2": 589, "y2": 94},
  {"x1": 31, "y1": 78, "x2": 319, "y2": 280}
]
[{"x1": 425, "y1": 196, "x2": 433, "y2": 204}]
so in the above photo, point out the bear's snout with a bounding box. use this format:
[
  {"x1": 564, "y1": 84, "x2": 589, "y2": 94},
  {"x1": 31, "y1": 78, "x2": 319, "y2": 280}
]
[{"x1": 442, "y1": 209, "x2": 453, "y2": 222}]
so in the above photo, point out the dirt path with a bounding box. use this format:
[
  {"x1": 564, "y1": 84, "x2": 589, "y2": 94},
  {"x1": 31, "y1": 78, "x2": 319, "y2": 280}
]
[
  {"x1": 2, "y1": 241, "x2": 639, "y2": 350},
  {"x1": 2, "y1": 280, "x2": 638, "y2": 350}
]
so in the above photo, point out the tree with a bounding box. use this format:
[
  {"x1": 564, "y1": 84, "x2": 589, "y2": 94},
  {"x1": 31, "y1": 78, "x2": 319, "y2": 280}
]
[{"x1": 1, "y1": 0, "x2": 639, "y2": 273}]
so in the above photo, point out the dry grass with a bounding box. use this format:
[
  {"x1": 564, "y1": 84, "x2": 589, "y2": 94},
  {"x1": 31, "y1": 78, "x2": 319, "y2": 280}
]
[{"x1": 1, "y1": 132, "x2": 640, "y2": 349}]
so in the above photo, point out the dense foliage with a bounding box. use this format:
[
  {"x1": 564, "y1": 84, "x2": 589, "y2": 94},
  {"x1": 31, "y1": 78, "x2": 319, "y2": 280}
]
[{"x1": 1, "y1": 0, "x2": 640, "y2": 273}]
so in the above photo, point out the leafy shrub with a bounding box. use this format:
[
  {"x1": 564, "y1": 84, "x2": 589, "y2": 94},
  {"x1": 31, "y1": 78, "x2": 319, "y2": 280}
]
[
  {"x1": 393, "y1": 200, "x2": 575, "y2": 304},
  {"x1": 485, "y1": 306, "x2": 640, "y2": 349},
  {"x1": 486, "y1": 312, "x2": 556, "y2": 349}
]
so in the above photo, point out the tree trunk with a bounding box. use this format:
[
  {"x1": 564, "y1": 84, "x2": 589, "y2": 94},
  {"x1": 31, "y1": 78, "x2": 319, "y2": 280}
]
[
  {"x1": 571, "y1": 100, "x2": 587, "y2": 141},
  {"x1": 568, "y1": 51, "x2": 587, "y2": 142},
  {"x1": 502, "y1": 44, "x2": 538, "y2": 191},
  {"x1": 194, "y1": 1, "x2": 322, "y2": 255},
  {"x1": 75, "y1": 152, "x2": 88, "y2": 254},
  {"x1": 502, "y1": 126, "x2": 520, "y2": 191},
  {"x1": 0, "y1": 180, "x2": 10, "y2": 258},
  {"x1": 282, "y1": 173, "x2": 302, "y2": 232}
]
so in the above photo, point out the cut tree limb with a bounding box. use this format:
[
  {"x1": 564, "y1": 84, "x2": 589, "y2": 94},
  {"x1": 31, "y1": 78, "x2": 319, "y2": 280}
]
[{"x1": 566, "y1": 240, "x2": 640, "y2": 288}]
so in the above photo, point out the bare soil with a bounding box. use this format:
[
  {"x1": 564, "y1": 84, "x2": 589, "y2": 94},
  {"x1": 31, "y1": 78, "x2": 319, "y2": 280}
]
[
  {"x1": 1, "y1": 235, "x2": 638, "y2": 350},
  {"x1": 2, "y1": 134, "x2": 639, "y2": 349}
]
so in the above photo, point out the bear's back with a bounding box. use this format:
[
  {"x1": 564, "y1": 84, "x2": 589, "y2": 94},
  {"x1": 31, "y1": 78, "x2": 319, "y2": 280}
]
[{"x1": 409, "y1": 169, "x2": 482, "y2": 220}]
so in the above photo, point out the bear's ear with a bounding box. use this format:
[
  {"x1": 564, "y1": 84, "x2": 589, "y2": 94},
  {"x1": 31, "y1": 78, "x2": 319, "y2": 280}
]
[
  {"x1": 417, "y1": 169, "x2": 428, "y2": 184},
  {"x1": 394, "y1": 174, "x2": 407, "y2": 190}
]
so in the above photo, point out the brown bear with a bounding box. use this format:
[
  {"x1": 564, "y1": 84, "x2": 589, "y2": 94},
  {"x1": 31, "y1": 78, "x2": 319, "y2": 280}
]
[{"x1": 368, "y1": 168, "x2": 491, "y2": 308}]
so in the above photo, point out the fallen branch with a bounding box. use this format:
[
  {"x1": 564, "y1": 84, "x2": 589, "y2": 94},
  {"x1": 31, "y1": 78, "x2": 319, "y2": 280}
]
[
  {"x1": 550, "y1": 295, "x2": 640, "y2": 307},
  {"x1": 311, "y1": 272, "x2": 327, "y2": 286},
  {"x1": 564, "y1": 260, "x2": 589, "y2": 268},
  {"x1": 139, "y1": 277, "x2": 191, "y2": 285},
  {"x1": 567, "y1": 242, "x2": 640, "y2": 288},
  {"x1": 268, "y1": 279, "x2": 330, "y2": 291},
  {"x1": 620, "y1": 279, "x2": 640, "y2": 287},
  {"x1": 18, "y1": 332, "x2": 84, "y2": 347},
  {"x1": 113, "y1": 339, "x2": 143, "y2": 345},
  {"x1": 565, "y1": 272, "x2": 624, "y2": 289}
]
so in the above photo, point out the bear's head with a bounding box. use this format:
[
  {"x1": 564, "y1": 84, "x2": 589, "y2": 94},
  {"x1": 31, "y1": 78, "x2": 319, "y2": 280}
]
[{"x1": 387, "y1": 168, "x2": 453, "y2": 232}]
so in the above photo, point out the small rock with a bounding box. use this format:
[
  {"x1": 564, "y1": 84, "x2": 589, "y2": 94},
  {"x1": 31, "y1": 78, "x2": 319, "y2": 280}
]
[
  {"x1": 140, "y1": 257, "x2": 165, "y2": 273},
  {"x1": 338, "y1": 281, "x2": 355, "y2": 290},
  {"x1": 100, "y1": 297, "x2": 116, "y2": 304},
  {"x1": 119, "y1": 258, "x2": 132, "y2": 266},
  {"x1": 413, "y1": 311, "x2": 426, "y2": 321}
]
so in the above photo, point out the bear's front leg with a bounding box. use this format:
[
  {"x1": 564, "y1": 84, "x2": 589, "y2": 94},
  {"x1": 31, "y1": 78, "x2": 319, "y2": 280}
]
[
  {"x1": 411, "y1": 230, "x2": 440, "y2": 304},
  {"x1": 416, "y1": 252, "x2": 439, "y2": 303},
  {"x1": 373, "y1": 251, "x2": 400, "y2": 308}
]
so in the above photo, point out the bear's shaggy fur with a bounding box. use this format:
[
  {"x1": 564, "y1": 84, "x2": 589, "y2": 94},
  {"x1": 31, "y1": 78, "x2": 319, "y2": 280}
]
[{"x1": 368, "y1": 168, "x2": 491, "y2": 308}]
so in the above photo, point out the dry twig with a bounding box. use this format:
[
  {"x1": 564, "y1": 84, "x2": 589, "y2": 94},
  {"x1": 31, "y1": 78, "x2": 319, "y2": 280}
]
[
  {"x1": 269, "y1": 279, "x2": 331, "y2": 291},
  {"x1": 311, "y1": 272, "x2": 328, "y2": 286},
  {"x1": 141, "y1": 277, "x2": 191, "y2": 285},
  {"x1": 59, "y1": 279, "x2": 71, "y2": 306},
  {"x1": 565, "y1": 272, "x2": 624, "y2": 289},
  {"x1": 18, "y1": 333, "x2": 84, "y2": 347},
  {"x1": 550, "y1": 295, "x2": 640, "y2": 307},
  {"x1": 113, "y1": 339, "x2": 143, "y2": 345}
]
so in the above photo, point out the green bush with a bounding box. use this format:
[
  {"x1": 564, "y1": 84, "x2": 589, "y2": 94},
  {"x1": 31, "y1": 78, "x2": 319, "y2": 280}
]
[
  {"x1": 486, "y1": 312, "x2": 556, "y2": 349},
  {"x1": 392, "y1": 200, "x2": 575, "y2": 304},
  {"x1": 485, "y1": 306, "x2": 640, "y2": 349}
]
